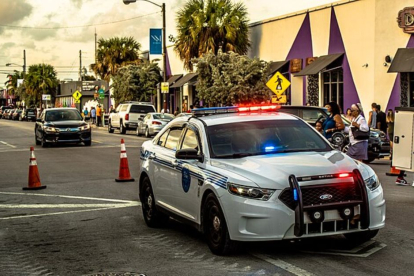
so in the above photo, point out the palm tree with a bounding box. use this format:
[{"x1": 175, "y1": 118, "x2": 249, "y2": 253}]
[
  {"x1": 24, "y1": 64, "x2": 59, "y2": 108},
  {"x1": 91, "y1": 37, "x2": 141, "y2": 82},
  {"x1": 175, "y1": 0, "x2": 250, "y2": 71},
  {"x1": 6, "y1": 70, "x2": 24, "y2": 96}
]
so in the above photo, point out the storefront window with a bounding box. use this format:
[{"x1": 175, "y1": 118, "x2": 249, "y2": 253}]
[{"x1": 322, "y1": 69, "x2": 344, "y2": 112}]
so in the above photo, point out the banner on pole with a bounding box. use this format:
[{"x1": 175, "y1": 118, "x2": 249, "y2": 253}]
[{"x1": 149, "y1": 28, "x2": 162, "y2": 55}]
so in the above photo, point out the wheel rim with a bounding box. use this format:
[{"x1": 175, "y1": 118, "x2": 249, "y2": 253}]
[
  {"x1": 143, "y1": 186, "x2": 153, "y2": 220},
  {"x1": 207, "y1": 203, "x2": 223, "y2": 246}
]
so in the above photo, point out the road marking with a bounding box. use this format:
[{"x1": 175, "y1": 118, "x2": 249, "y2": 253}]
[
  {"x1": 0, "y1": 192, "x2": 141, "y2": 220},
  {"x1": 252, "y1": 254, "x2": 315, "y2": 276},
  {"x1": 299, "y1": 241, "x2": 387, "y2": 258},
  {"x1": 92, "y1": 140, "x2": 102, "y2": 143},
  {"x1": 0, "y1": 141, "x2": 16, "y2": 148},
  {"x1": 0, "y1": 192, "x2": 137, "y2": 203}
]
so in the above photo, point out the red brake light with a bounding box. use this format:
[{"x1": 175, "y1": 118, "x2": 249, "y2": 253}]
[
  {"x1": 125, "y1": 113, "x2": 129, "y2": 120},
  {"x1": 152, "y1": 121, "x2": 162, "y2": 125},
  {"x1": 237, "y1": 105, "x2": 280, "y2": 112}
]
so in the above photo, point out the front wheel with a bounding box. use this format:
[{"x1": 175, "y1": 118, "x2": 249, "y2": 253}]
[
  {"x1": 344, "y1": 229, "x2": 379, "y2": 244},
  {"x1": 35, "y1": 135, "x2": 41, "y2": 145},
  {"x1": 141, "y1": 177, "x2": 168, "y2": 227},
  {"x1": 203, "y1": 193, "x2": 234, "y2": 255},
  {"x1": 41, "y1": 138, "x2": 48, "y2": 148},
  {"x1": 84, "y1": 140, "x2": 91, "y2": 146}
]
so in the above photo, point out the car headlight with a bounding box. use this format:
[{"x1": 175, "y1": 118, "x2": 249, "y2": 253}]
[
  {"x1": 227, "y1": 183, "x2": 275, "y2": 201},
  {"x1": 364, "y1": 174, "x2": 380, "y2": 191},
  {"x1": 79, "y1": 124, "x2": 90, "y2": 131},
  {"x1": 44, "y1": 126, "x2": 57, "y2": 132}
]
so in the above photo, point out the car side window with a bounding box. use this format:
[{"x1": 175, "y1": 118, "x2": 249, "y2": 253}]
[
  {"x1": 164, "y1": 129, "x2": 183, "y2": 151},
  {"x1": 115, "y1": 105, "x2": 121, "y2": 112},
  {"x1": 157, "y1": 130, "x2": 169, "y2": 147},
  {"x1": 281, "y1": 109, "x2": 298, "y2": 116},
  {"x1": 303, "y1": 110, "x2": 324, "y2": 121},
  {"x1": 181, "y1": 129, "x2": 199, "y2": 151},
  {"x1": 120, "y1": 105, "x2": 128, "y2": 112}
]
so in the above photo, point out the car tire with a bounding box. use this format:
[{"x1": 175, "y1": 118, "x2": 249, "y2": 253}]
[
  {"x1": 108, "y1": 120, "x2": 114, "y2": 133},
  {"x1": 145, "y1": 127, "x2": 150, "y2": 138},
  {"x1": 203, "y1": 193, "x2": 234, "y2": 255},
  {"x1": 120, "y1": 122, "x2": 126, "y2": 134},
  {"x1": 35, "y1": 135, "x2": 41, "y2": 146},
  {"x1": 136, "y1": 127, "x2": 141, "y2": 136},
  {"x1": 41, "y1": 138, "x2": 48, "y2": 148},
  {"x1": 344, "y1": 229, "x2": 379, "y2": 244},
  {"x1": 84, "y1": 140, "x2": 91, "y2": 146},
  {"x1": 141, "y1": 176, "x2": 168, "y2": 228}
]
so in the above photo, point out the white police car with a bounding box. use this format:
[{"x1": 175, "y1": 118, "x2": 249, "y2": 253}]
[{"x1": 139, "y1": 105, "x2": 385, "y2": 255}]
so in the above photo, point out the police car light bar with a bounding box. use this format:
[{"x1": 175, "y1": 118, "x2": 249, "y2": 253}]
[{"x1": 192, "y1": 105, "x2": 280, "y2": 116}]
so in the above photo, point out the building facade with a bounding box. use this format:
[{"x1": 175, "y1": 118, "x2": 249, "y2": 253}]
[{"x1": 248, "y1": 0, "x2": 414, "y2": 112}]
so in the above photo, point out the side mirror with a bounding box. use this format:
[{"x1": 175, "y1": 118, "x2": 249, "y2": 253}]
[{"x1": 175, "y1": 148, "x2": 204, "y2": 162}]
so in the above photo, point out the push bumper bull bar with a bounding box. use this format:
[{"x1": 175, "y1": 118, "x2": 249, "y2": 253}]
[{"x1": 289, "y1": 169, "x2": 370, "y2": 237}]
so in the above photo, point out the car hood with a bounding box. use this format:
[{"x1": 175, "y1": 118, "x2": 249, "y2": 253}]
[
  {"x1": 210, "y1": 151, "x2": 359, "y2": 190},
  {"x1": 46, "y1": 120, "x2": 86, "y2": 127}
]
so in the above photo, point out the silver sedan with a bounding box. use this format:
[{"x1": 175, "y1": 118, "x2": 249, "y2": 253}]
[{"x1": 136, "y1": 112, "x2": 175, "y2": 137}]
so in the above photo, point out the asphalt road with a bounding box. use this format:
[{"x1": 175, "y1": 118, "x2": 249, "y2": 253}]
[{"x1": 0, "y1": 119, "x2": 413, "y2": 276}]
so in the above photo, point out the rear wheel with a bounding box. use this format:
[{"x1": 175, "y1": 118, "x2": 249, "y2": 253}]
[
  {"x1": 136, "y1": 127, "x2": 141, "y2": 136},
  {"x1": 108, "y1": 120, "x2": 114, "y2": 133},
  {"x1": 203, "y1": 193, "x2": 234, "y2": 255},
  {"x1": 120, "y1": 121, "x2": 126, "y2": 134},
  {"x1": 141, "y1": 177, "x2": 168, "y2": 227},
  {"x1": 41, "y1": 138, "x2": 48, "y2": 148},
  {"x1": 344, "y1": 229, "x2": 379, "y2": 244}
]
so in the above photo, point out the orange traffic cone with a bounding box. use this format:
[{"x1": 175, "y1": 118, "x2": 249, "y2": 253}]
[
  {"x1": 115, "y1": 139, "x2": 135, "y2": 182},
  {"x1": 23, "y1": 147, "x2": 46, "y2": 190},
  {"x1": 386, "y1": 166, "x2": 401, "y2": 176}
]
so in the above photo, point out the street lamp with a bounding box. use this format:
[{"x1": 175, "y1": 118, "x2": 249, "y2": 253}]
[
  {"x1": 5, "y1": 50, "x2": 26, "y2": 76},
  {"x1": 123, "y1": 0, "x2": 167, "y2": 110}
]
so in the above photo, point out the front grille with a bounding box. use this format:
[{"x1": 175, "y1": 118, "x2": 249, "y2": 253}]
[{"x1": 279, "y1": 182, "x2": 362, "y2": 210}]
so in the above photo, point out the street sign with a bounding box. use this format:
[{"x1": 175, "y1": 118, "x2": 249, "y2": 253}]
[
  {"x1": 72, "y1": 90, "x2": 82, "y2": 101},
  {"x1": 98, "y1": 88, "x2": 105, "y2": 99},
  {"x1": 42, "y1": 94, "x2": 51, "y2": 101},
  {"x1": 271, "y1": 94, "x2": 287, "y2": 104},
  {"x1": 266, "y1": 71, "x2": 291, "y2": 95},
  {"x1": 161, "y1": 82, "x2": 169, "y2": 93}
]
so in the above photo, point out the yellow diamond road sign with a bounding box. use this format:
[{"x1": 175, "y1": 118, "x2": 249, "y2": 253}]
[
  {"x1": 266, "y1": 71, "x2": 290, "y2": 95},
  {"x1": 72, "y1": 90, "x2": 82, "y2": 101}
]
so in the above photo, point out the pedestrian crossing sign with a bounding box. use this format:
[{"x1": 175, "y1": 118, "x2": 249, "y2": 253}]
[
  {"x1": 266, "y1": 71, "x2": 290, "y2": 95},
  {"x1": 72, "y1": 90, "x2": 82, "y2": 101}
]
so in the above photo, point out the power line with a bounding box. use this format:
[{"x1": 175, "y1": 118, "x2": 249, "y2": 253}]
[{"x1": 0, "y1": 11, "x2": 160, "y2": 30}]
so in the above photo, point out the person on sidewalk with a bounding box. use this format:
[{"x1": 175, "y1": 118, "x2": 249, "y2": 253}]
[
  {"x1": 345, "y1": 103, "x2": 369, "y2": 162},
  {"x1": 91, "y1": 107, "x2": 96, "y2": 125},
  {"x1": 395, "y1": 170, "x2": 410, "y2": 186},
  {"x1": 368, "y1": 102, "x2": 377, "y2": 129},
  {"x1": 376, "y1": 104, "x2": 387, "y2": 133},
  {"x1": 96, "y1": 105, "x2": 102, "y2": 127}
]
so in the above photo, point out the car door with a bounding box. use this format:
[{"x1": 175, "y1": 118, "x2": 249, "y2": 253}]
[
  {"x1": 174, "y1": 125, "x2": 204, "y2": 222},
  {"x1": 150, "y1": 126, "x2": 184, "y2": 213},
  {"x1": 111, "y1": 105, "x2": 122, "y2": 128}
]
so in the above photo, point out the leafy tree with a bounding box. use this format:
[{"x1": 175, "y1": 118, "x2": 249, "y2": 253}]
[
  {"x1": 175, "y1": 0, "x2": 250, "y2": 71},
  {"x1": 24, "y1": 64, "x2": 59, "y2": 108},
  {"x1": 91, "y1": 37, "x2": 141, "y2": 82},
  {"x1": 5, "y1": 70, "x2": 24, "y2": 96},
  {"x1": 194, "y1": 50, "x2": 270, "y2": 106},
  {"x1": 111, "y1": 62, "x2": 162, "y2": 104}
]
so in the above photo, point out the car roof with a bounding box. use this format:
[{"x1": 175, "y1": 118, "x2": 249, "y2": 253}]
[
  {"x1": 44, "y1": 108, "x2": 78, "y2": 111},
  {"x1": 191, "y1": 112, "x2": 299, "y2": 126},
  {"x1": 280, "y1": 105, "x2": 328, "y2": 111}
]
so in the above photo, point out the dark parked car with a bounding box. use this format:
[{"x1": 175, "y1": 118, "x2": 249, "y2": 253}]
[
  {"x1": 23, "y1": 108, "x2": 37, "y2": 121},
  {"x1": 35, "y1": 108, "x2": 91, "y2": 147},
  {"x1": 279, "y1": 105, "x2": 390, "y2": 163}
]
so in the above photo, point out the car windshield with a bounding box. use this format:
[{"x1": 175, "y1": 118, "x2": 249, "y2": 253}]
[
  {"x1": 45, "y1": 110, "x2": 82, "y2": 121},
  {"x1": 208, "y1": 119, "x2": 332, "y2": 158},
  {"x1": 153, "y1": 113, "x2": 174, "y2": 120}
]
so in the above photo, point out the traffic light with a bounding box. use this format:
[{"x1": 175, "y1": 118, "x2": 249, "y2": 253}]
[{"x1": 123, "y1": 0, "x2": 136, "y2": 4}]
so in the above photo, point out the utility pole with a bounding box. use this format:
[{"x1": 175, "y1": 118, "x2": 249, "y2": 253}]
[
  {"x1": 79, "y1": 50, "x2": 82, "y2": 81},
  {"x1": 162, "y1": 2, "x2": 167, "y2": 111},
  {"x1": 23, "y1": 49, "x2": 26, "y2": 77}
]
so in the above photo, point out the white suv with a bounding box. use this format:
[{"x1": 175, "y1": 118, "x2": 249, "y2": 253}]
[
  {"x1": 108, "y1": 102, "x2": 156, "y2": 134},
  {"x1": 138, "y1": 105, "x2": 385, "y2": 255}
]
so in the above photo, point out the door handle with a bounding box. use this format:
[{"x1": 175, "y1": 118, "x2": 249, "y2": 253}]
[
  {"x1": 171, "y1": 159, "x2": 178, "y2": 167},
  {"x1": 148, "y1": 152, "x2": 156, "y2": 159}
]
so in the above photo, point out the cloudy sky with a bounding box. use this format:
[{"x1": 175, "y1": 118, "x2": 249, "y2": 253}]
[{"x1": 0, "y1": 0, "x2": 335, "y2": 81}]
